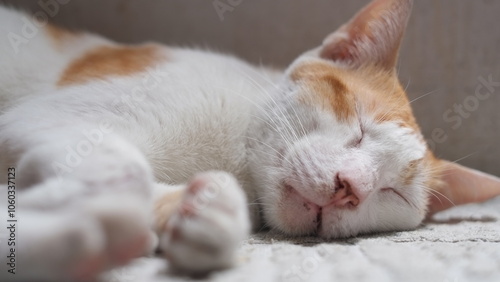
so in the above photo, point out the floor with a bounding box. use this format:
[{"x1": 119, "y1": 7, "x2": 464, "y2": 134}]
[{"x1": 100, "y1": 196, "x2": 500, "y2": 282}]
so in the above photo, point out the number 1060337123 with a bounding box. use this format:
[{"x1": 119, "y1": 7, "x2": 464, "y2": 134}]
[{"x1": 7, "y1": 167, "x2": 16, "y2": 220}]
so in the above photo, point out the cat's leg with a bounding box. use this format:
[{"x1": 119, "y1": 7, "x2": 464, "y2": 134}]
[
  {"x1": 153, "y1": 171, "x2": 251, "y2": 274},
  {"x1": 0, "y1": 194, "x2": 151, "y2": 282},
  {"x1": 0, "y1": 130, "x2": 156, "y2": 281}
]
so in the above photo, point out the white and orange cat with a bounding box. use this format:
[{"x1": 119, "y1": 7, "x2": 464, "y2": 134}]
[{"x1": 1, "y1": 0, "x2": 500, "y2": 281}]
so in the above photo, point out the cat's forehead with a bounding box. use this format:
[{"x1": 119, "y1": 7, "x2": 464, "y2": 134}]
[
  {"x1": 290, "y1": 60, "x2": 420, "y2": 131},
  {"x1": 289, "y1": 60, "x2": 435, "y2": 187}
]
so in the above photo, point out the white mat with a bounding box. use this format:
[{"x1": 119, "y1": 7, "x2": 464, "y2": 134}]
[{"x1": 102, "y1": 196, "x2": 500, "y2": 282}]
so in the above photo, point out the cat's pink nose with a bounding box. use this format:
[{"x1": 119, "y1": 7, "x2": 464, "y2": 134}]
[{"x1": 328, "y1": 174, "x2": 361, "y2": 208}]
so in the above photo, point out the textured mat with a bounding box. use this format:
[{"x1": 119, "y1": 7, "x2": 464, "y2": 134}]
[{"x1": 101, "y1": 196, "x2": 500, "y2": 282}]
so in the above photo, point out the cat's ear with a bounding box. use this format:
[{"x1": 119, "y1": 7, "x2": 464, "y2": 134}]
[
  {"x1": 320, "y1": 0, "x2": 413, "y2": 70},
  {"x1": 428, "y1": 160, "x2": 500, "y2": 215}
]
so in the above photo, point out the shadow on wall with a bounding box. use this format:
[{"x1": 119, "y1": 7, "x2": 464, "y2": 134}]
[{"x1": 2, "y1": 0, "x2": 500, "y2": 175}]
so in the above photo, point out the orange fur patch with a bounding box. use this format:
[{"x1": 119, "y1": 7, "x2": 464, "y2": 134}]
[
  {"x1": 154, "y1": 190, "x2": 183, "y2": 233},
  {"x1": 402, "y1": 158, "x2": 422, "y2": 186},
  {"x1": 45, "y1": 24, "x2": 78, "y2": 46},
  {"x1": 291, "y1": 62, "x2": 356, "y2": 122},
  {"x1": 291, "y1": 61, "x2": 420, "y2": 131},
  {"x1": 58, "y1": 44, "x2": 165, "y2": 87}
]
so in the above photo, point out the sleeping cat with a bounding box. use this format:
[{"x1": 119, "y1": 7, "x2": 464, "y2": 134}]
[{"x1": 1, "y1": 0, "x2": 500, "y2": 281}]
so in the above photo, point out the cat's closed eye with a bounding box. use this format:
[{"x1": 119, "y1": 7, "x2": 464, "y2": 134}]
[{"x1": 380, "y1": 188, "x2": 411, "y2": 206}]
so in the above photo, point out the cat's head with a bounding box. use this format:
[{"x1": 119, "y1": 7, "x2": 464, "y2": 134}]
[{"x1": 248, "y1": 0, "x2": 500, "y2": 238}]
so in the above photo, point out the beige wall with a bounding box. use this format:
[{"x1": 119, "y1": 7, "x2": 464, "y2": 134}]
[{"x1": 3, "y1": 0, "x2": 500, "y2": 175}]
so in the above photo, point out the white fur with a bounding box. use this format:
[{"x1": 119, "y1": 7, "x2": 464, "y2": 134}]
[
  {"x1": 246, "y1": 75, "x2": 428, "y2": 237},
  {"x1": 160, "y1": 171, "x2": 250, "y2": 274},
  {"x1": 0, "y1": 2, "x2": 428, "y2": 280}
]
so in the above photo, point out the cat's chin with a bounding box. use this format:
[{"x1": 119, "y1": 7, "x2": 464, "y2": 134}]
[
  {"x1": 269, "y1": 184, "x2": 321, "y2": 236},
  {"x1": 263, "y1": 182, "x2": 344, "y2": 238}
]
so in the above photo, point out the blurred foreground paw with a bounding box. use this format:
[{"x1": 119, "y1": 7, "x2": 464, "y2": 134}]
[{"x1": 159, "y1": 171, "x2": 250, "y2": 275}]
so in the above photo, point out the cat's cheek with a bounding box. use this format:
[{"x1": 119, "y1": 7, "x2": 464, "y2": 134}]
[
  {"x1": 270, "y1": 188, "x2": 320, "y2": 235},
  {"x1": 371, "y1": 194, "x2": 424, "y2": 231}
]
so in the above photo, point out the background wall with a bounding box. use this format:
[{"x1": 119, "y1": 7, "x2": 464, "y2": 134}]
[{"x1": 2, "y1": 0, "x2": 499, "y2": 175}]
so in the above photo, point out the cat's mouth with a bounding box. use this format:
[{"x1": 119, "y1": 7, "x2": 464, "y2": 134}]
[
  {"x1": 315, "y1": 207, "x2": 323, "y2": 235},
  {"x1": 282, "y1": 180, "x2": 362, "y2": 236}
]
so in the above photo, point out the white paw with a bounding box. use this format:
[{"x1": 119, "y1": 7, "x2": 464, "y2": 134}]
[
  {"x1": 10, "y1": 195, "x2": 152, "y2": 282},
  {"x1": 159, "y1": 171, "x2": 250, "y2": 274}
]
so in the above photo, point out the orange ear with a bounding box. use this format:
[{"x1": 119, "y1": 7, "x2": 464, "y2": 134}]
[
  {"x1": 320, "y1": 0, "x2": 413, "y2": 70},
  {"x1": 428, "y1": 160, "x2": 500, "y2": 215}
]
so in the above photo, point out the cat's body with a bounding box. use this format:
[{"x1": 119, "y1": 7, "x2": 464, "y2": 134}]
[
  {"x1": 0, "y1": 30, "x2": 268, "y2": 198},
  {"x1": 1, "y1": 0, "x2": 500, "y2": 281},
  {"x1": 0, "y1": 7, "x2": 263, "y2": 278}
]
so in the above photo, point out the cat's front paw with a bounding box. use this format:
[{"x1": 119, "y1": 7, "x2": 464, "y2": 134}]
[
  {"x1": 159, "y1": 171, "x2": 250, "y2": 274},
  {"x1": 6, "y1": 194, "x2": 153, "y2": 282}
]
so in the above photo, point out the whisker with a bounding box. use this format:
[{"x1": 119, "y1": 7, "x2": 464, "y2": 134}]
[
  {"x1": 403, "y1": 77, "x2": 411, "y2": 93},
  {"x1": 243, "y1": 136, "x2": 294, "y2": 167},
  {"x1": 424, "y1": 187, "x2": 456, "y2": 208},
  {"x1": 451, "y1": 152, "x2": 478, "y2": 164},
  {"x1": 210, "y1": 84, "x2": 295, "y2": 149},
  {"x1": 409, "y1": 90, "x2": 438, "y2": 104},
  {"x1": 246, "y1": 68, "x2": 312, "y2": 146},
  {"x1": 239, "y1": 71, "x2": 301, "y2": 145}
]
